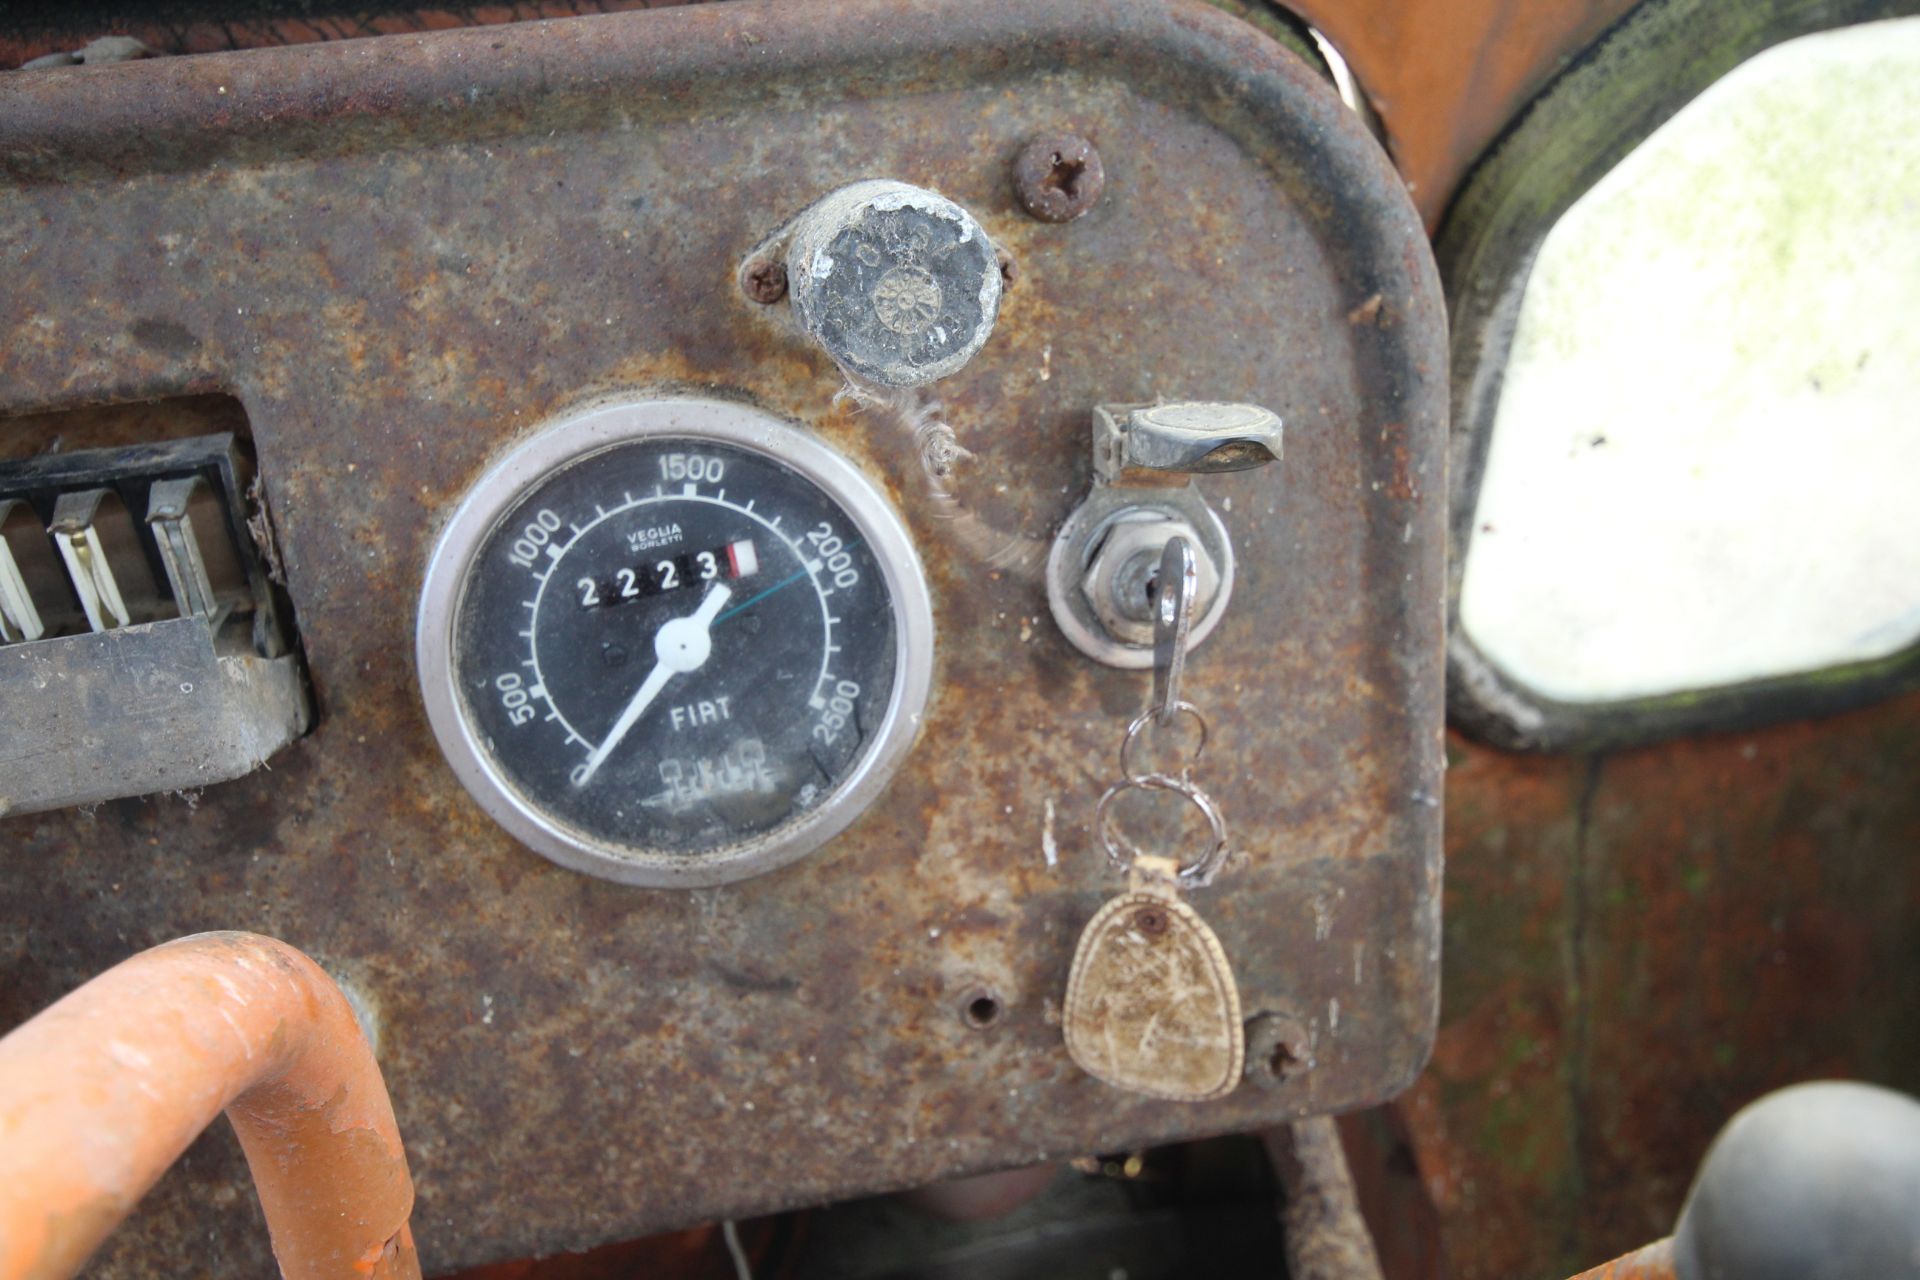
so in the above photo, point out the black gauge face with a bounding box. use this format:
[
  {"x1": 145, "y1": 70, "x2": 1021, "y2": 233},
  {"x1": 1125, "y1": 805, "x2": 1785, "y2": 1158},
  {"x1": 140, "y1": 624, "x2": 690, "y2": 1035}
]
[{"x1": 420, "y1": 401, "x2": 933, "y2": 886}]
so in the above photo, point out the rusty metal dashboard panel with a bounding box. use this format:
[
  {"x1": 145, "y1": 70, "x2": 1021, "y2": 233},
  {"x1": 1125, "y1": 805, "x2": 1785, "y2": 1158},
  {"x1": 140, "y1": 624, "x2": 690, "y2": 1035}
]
[{"x1": 0, "y1": 1, "x2": 1445, "y2": 1272}]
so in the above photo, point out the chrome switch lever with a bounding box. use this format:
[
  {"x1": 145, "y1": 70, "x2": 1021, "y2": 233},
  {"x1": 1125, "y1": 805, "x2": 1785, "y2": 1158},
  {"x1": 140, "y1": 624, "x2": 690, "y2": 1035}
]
[{"x1": 1094, "y1": 402, "x2": 1284, "y2": 483}]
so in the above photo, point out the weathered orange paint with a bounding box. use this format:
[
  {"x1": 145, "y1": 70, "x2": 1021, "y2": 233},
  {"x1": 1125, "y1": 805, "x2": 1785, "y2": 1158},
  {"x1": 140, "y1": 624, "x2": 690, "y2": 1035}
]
[
  {"x1": 0, "y1": 932, "x2": 418, "y2": 1280},
  {"x1": 1566, "y1": 1238, "x2": 1676, "y2": 1280},
  {"x1": 1287, "y1": 0, "x2": 1643, "y2": 223}
]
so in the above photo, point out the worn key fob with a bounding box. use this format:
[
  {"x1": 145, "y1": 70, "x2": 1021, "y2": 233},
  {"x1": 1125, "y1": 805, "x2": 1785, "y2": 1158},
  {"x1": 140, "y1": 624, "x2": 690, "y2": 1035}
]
[{"x1": 1064, "y1": 856, "x2": 1244, "y2": 1101}]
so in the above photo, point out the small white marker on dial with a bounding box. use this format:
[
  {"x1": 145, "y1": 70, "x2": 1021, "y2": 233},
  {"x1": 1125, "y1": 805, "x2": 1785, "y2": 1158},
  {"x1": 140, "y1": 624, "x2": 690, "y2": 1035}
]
[{"x1": 726, "y1": 538, "x2": 759, "y2": 578}]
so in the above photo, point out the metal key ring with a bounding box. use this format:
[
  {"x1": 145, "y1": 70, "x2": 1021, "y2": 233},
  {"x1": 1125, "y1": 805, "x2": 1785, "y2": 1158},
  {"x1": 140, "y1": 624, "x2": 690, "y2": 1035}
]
[
  {"x1": 1094, "y1": 771, "x2": 1231, "y2": 889},
  {"x1": 1119, "y1": 701, "x2": 1209, "y2": 782}
]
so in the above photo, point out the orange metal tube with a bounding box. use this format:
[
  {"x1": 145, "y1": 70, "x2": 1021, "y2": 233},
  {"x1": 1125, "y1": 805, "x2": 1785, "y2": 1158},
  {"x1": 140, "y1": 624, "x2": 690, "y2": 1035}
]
[
  {"x1": 1567, "y1": 1238, "x2": 1678, "y2": 1280},
  {"x1": 0, "y1": 931, "x2": 418, "y2": 1280}
]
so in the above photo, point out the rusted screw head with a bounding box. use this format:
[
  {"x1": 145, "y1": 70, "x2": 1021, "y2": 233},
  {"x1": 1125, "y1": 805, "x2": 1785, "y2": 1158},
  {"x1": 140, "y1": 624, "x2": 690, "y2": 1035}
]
[
  {"x1": 1013, "y1": 134, "x2": 1105, "y2": 223},
  {"x1": 741, "y1": 258, "x2": 789, "y2": 305},
  {"x1": 1244, "y1": 1012, "x2": 1313, "y2": 1088}
]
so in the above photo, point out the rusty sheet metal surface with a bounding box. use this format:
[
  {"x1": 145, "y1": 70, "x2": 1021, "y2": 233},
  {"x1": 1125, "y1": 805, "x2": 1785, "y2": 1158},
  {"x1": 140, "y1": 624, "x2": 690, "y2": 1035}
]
[
  {"x1": 1401, "y1": 694, "x2": 1920, "y2": 1279},
  {"x1": 0, "y1": 1, "x2": 1446, "y2": 1272},
  {"x1": 0, "y1": 1, "x2": 696, "y2": 71},
  {"x1": 0, "y1": 0, "x2": 1648, "y2": 230}
]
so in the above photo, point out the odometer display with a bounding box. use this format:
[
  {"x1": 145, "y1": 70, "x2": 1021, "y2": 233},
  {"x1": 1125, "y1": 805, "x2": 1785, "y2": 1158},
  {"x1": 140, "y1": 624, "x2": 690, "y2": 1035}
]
[{"x1": 418, "y1": 399, "x2": 934, "y2": 886}]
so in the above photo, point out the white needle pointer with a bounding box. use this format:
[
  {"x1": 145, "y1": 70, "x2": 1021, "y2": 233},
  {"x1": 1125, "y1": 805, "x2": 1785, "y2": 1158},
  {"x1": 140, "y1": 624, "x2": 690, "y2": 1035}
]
[{"x1": 574, "y1": 580, "x2": 733, "y2": 788}]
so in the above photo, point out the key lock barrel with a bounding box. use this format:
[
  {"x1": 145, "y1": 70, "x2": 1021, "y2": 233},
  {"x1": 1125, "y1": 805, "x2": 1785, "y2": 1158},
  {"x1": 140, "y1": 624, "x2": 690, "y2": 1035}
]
[{"x1": 1047, "y1": 401, "x2": 1282, "y2": 669}]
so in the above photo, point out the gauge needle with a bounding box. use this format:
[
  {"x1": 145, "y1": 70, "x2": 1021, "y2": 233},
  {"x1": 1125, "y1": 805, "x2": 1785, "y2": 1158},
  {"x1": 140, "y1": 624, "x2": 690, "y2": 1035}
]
[{"x1": 574, "y1": 581, "x2": 734, "y2": 788}]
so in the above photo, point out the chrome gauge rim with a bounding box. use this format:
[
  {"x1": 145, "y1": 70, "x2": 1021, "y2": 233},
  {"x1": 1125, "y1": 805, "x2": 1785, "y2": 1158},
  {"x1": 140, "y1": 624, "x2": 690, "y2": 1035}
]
[{"x1": 416, "y1": 397, "x2": 935, "y2": 887}]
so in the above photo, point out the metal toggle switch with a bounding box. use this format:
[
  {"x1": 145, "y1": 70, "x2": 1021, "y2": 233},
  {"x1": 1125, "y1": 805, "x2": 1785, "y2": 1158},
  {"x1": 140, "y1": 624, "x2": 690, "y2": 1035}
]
[
  {"x1": 0, "y1": 434, "x2": 309, "y2": 816},
  {"x1": 148, "y1": 475, "x2": 248, "y2": 626},
  {"x1": 50, "y1": 488, "x2": 167, "y2": 633},
  {"x1": 1094, "y1": 401, "x2": 1284, "y2": 480},
  {"x1": 1049, "y1": 400, "x2": 1282, "y2": 668},
  {"x1": 0, "y1": 500, "x2": 74, "y2": 643}
]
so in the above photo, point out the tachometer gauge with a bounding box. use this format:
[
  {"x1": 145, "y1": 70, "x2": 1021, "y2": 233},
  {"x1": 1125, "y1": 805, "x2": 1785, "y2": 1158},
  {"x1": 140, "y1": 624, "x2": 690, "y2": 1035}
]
[{"x1": 417, "y1": 398, "x2": 934, "y2": 886}]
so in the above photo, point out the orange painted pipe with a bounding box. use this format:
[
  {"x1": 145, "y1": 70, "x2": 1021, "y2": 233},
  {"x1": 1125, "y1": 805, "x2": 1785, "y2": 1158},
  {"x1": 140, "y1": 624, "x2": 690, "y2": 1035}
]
[
  {"x1": 1567, "y1": 1238, "x2": 1678, "y2": 1280},
  {"x1": 0, "y1": 931, "x2": 419, "y2": 1280}
]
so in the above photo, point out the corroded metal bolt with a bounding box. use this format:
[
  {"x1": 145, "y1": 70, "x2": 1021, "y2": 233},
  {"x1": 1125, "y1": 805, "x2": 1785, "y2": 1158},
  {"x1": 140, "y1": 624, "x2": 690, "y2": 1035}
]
[
  {"x1": 1245, "y1": 1012, "x2": 1313, "y2": 1087},
  {"x1": 741, "y1": 258, "x2": 788, "y2": 305},
  {"x1": 1013, "y1": 134, "x2": 1105, "y2": 223}
]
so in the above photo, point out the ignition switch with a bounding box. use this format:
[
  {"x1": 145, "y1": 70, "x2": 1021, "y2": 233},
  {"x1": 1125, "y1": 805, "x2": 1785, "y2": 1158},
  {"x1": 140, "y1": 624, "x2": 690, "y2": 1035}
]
[{"x1": 1048, "y1": 402, "x2": 1281, "y2": 668}]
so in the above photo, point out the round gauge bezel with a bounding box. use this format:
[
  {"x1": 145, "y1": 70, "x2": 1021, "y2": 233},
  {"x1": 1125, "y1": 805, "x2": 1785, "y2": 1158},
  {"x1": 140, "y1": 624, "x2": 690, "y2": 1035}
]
[{"x1": 416, "y1": 397, "x2": 935, "y2": 888}]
